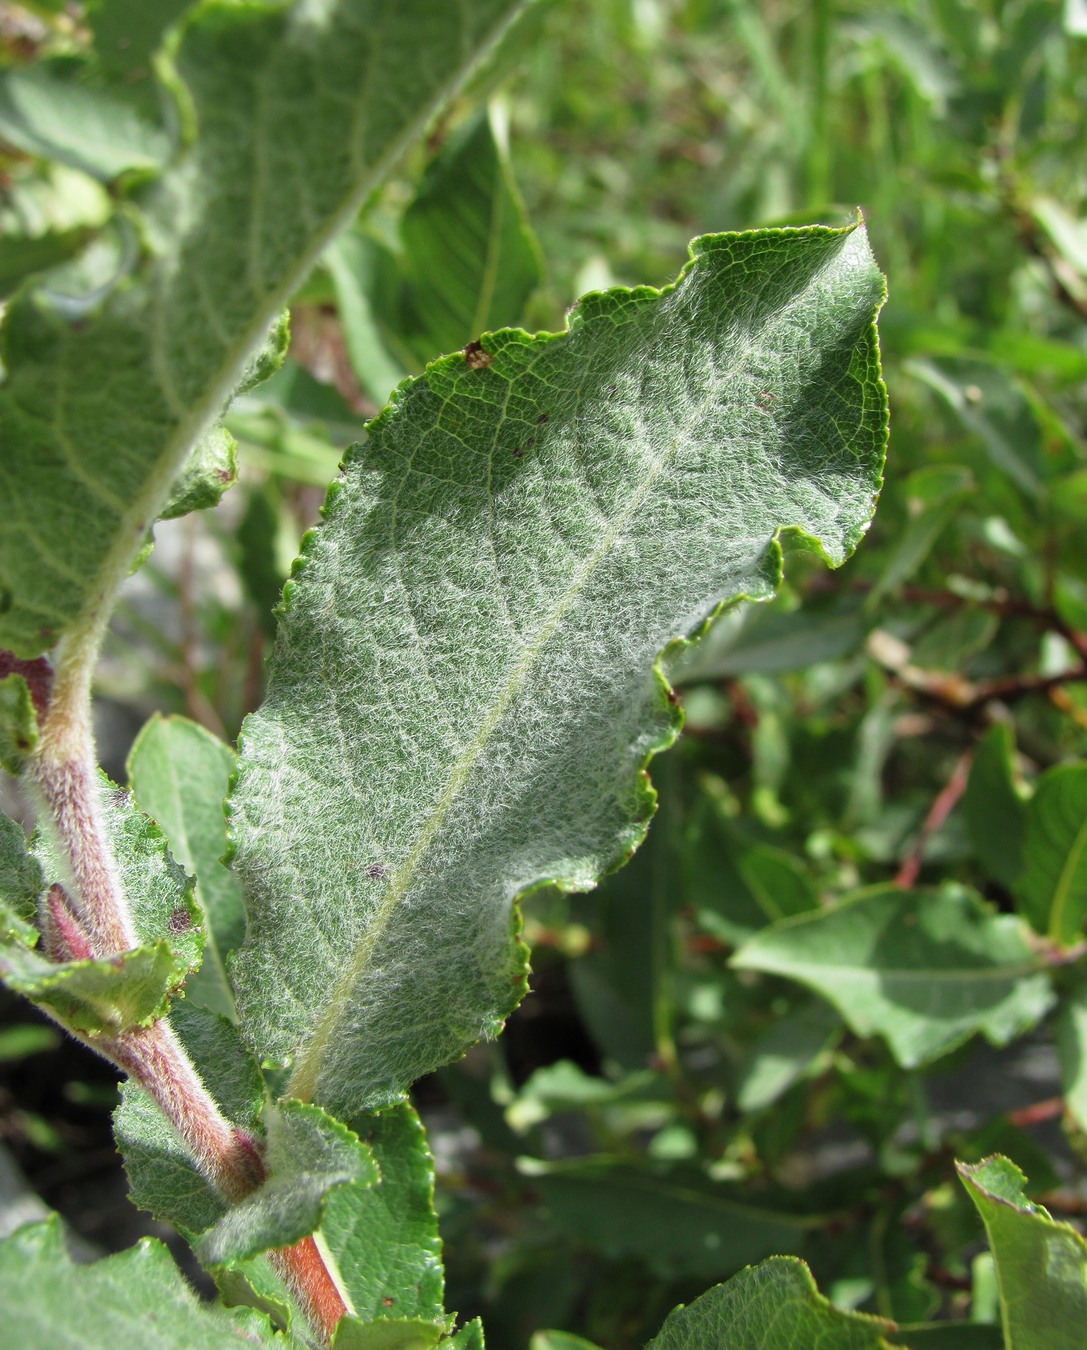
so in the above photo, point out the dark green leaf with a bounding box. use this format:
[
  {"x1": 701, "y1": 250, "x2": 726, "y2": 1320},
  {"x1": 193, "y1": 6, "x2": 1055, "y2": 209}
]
[
  {"x1": 533, "y1": 1160, "x2": 820, "y2": 1278},
  {"x1": 1013, "y1": 763, "x2": 1087, "y2": 944},
  {"x1": 963, "y1": 724, "x2": 1027, "y2": 891}
]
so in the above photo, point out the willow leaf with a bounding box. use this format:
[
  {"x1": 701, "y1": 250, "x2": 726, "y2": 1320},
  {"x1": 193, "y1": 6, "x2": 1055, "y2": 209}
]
[
  {"x1": 0, "y1": 0, "x2": 532, "y2": 657},
  {"x1": 229, "y1": 221, "x2": 887, "y2": 1116}
]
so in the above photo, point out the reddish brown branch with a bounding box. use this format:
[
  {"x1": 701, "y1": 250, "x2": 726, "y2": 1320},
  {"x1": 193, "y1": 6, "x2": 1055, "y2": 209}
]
[{"x1": 894, "y1": 749, "x2": 973, "y2": 888}]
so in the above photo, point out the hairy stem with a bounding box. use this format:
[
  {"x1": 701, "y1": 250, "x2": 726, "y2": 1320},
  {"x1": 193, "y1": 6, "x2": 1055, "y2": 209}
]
[{"x1": 23, "y1": 596, "x2": 347, "y2": 1341}]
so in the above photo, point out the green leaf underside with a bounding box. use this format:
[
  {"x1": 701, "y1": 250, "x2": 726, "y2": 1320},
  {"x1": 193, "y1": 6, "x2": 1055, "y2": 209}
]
[
  {"x1": 0, "y1": 0, "x2": 531, "y2": 657},
  {"x1": 644, "y1": 1257, "x2": 895, "y2": 1349},
  {"x1": 0, "y1": 1216, "x2": 293, "y2": 1348},
  {"x1": 128, "y1": 714, "x2": 245, "y2": 1019},
  {"x1": 731, "y1": 886, "x2": 1054, "y2": 1068},
  {"x1": 959, "y1": 1156, "x2": 1087, "y2": 1350},
  {"x1": 1012, "y1": 763, "x2": 1087, "y2": 944},
  {"x1": 229, "y1": 222, "x2": 886, "y2": 1116},
  {"x1": 0, "y1": 939, "x2": 186, "y2": 1034}
]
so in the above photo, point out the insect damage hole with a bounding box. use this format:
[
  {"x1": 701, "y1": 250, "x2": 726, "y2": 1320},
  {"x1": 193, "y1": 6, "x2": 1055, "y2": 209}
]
[{"x1": 463, "y1": 339, "x2": 492, "y2": 370}]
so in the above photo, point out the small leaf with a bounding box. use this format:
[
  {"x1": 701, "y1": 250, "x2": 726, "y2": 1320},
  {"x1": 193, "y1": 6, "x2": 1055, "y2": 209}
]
[
  {"x1": 324, "y1": 233, "x2": 410, "y2": 406},
  {"x1": 0, "y1": 810, "x2": 44, "y2": 942},
  {"x1": 230, "y1": 221, "x2": 887, "y2": 1117},
  {"x1": 0, "y1": 64, "x2": 170, "y2": 180},
  {"x1": 0, "y1": 938, "x2": 187, "y2": 1035},
  {"x1": 1012, "y1": 762, "x2": 1087, "y2": 944},
  {"x1": 905, "y1": 358, "x2": 1044, "y2": 497},
  {"x1": 959, "y1": 1155, "x2": 1087, "y2": 1350},
  {"x1": 0, "y1": 1215, "x2": 295, "y2": 1348},
  {"x1": 731, "y1": 886, "x2": 1054, "y2": 1068},
  {"x1": 963, "y1": 724, "x2": 1027, "y2": 891},
  {"x1": 734, "y1": 997, "x2": 842, "y2": 1113},
  {"x1": 867, "y1": 463, "x2": 974, "y2": 604},
  {"x1": 644, "y1": 1257, "x2": 896, "y2": 1349},
  {"x1": 397, "y1": 102, "x2": 542, "y2": 362},
  {"x1": 128, "y1": 714, "x2": 245, "y2": 1018},
  {"x1": 320, "y1": 1104, "x2": 444, "y2": 1322},
  {"x1": 160, "y1": 422, "x2": 239, "y2": 520},
  {"x1": 198, "y1": 1102, "x2": 378, "y2": 1267},
  {"x1": 333, "y1": 1319, "x2": 450, "y2": 1350},
  {"x1": 1057, "y1": 982, "x2": 1087, "y2": 1133},
  {"x1": 0, "y1": 672, "x2": 40, "y2": 774},
  {"x1": 671, "y1": 597, "x2": 865, "y2": 681}
]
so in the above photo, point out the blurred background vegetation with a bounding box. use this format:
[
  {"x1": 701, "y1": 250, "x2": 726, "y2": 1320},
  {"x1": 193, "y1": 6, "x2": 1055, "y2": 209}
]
[{"x1": 1, "y1": 1, "x2": 1086, "y2": 1346}]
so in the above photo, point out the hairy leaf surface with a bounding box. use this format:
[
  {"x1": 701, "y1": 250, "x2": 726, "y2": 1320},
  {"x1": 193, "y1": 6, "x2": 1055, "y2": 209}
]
[
  {"x1": 1, "y1": 779, "x2": 201, "y2": 1035},
  {"x1": 0, "y1": 0, "x2": 531, "y2": 656},
  {"x1": 128, "y1": 714, "x2": 245, "y2": 1018},
  {"x1": 230, "y1": 222, "x2": 886, "y2": 1115},
  {"x1": 645, "y1": 1257, "x2": 896, "y2": 1349},
  {"x1": 0, "y1": 1215, "x2": 298, "y2": 1348}
]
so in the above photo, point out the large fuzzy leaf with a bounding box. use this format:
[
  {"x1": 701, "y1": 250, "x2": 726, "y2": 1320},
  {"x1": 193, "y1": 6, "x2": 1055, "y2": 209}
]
[
  {"x1": 0, "y1": 0, "x2": 532, "y2": 657},
  {"x1": 229, "y1": 221, "x2": 887, "y2": 1115}
]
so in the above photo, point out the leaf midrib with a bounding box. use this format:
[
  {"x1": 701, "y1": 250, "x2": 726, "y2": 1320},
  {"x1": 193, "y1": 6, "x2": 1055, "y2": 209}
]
[{"x1": 287, "y1": 428, "x2": 683, "y2": 1102}]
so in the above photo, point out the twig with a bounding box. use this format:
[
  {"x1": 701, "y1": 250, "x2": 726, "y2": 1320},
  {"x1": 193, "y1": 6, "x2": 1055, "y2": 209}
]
[{"x1": 894, "y1": 749, "x2": 973, "y2": 888}]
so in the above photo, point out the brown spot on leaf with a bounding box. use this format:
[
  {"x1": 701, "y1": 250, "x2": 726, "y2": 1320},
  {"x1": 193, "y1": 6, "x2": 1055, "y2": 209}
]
[
  {"x1": 463, "y1": 340, "x2": 492, "y2": 370},
  {"x1": 382, "y1": 1297, "x2": 395, "y2": 1308},
  {"x1": 536, "y1": 413, "x2": 549, "y2": 425},
  {"x1": 366, "y1": 863, "x2": 387, "y2": 880},
  {"x1": 168, "y1": 908, "x2": 191, "y2": 936}
]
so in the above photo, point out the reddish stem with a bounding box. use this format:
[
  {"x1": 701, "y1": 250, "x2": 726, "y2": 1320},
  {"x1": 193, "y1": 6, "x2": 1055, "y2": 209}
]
[
  {"x1": 894, "y1": 750, "x2": 972, "y2": 889},
  {"x1": 270, "y1": 1236, "x2": 349, "y2": 1341}
]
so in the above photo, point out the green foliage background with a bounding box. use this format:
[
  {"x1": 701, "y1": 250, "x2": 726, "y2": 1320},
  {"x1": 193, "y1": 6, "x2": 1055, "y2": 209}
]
[{"x1": 1, "y1": 1, "x2": 1086, "y2": 1347}]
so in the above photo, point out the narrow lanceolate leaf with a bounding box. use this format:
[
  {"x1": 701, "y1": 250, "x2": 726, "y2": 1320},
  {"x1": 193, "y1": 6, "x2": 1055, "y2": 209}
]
[
  {"x1": 398, "y1": 102, "x2": 543, "y2": 361},
  {"x1": 128, "y1": 714, "x2": 245, "y2": 1019},
  {"x1": 0, "y1": 1216, "x2": 298, "y2": 1349},
  {"x1": 959, "y1": 1156, "x2": 1087, "y2": 1350},
  {"x1": 645, "y1": 1257, "x2": 896, "y2": 1349},
  {"x1": 1012, "y1": 762, "x2": 1087, "y2": 944},
  {"x1": 963, "y1": 723, "x2": 1027, "y2": 892},
  {"x1": 230, "y1": 221, "x2": 887, "y2": 1116},
  {"x1": 0, "y1": 0, "x2": 532, "y2": 657},
  {"x1": 732, "y1": 886, "x2": 1054, "y2": 1068}
]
